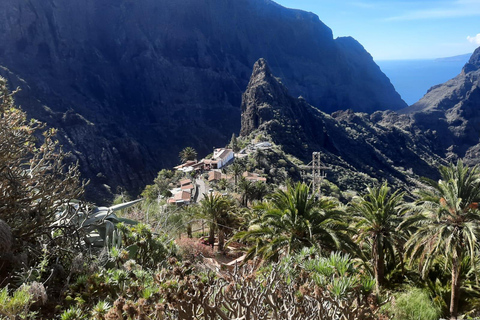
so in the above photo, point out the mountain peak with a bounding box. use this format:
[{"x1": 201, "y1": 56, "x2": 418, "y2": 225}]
[
  {"x1": 251, "y1": 58, "x2": 272, "y2": 79},
  {"x1": 240, "y1": 59, "x2": 291, "y2": 137}
]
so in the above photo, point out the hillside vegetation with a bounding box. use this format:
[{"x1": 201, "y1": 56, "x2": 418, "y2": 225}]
[{"x1": 2, "y1": 78, "x2": 480, "y2": 320}]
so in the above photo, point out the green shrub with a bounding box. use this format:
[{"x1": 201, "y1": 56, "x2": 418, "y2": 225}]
[
  {"x1": 115, "y1": 223, "x2": 177, "y2": 269},
  {"x1": 60, "y1": 306, "x2": 85, "y2": 320},
  {"x1": 387, "y1": 287, "x2": 442, "y2": 320},
  {"x1": 0, "y1": 285, "x2": 36, "y2": 319}
]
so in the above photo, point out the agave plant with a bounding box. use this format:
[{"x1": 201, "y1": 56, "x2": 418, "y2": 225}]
[{"x1": 52, "y1": 199, "x2": 142, "y2": 248}]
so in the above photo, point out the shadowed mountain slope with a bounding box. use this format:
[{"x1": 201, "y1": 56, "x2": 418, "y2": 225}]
[
  {"x1": 0, "y1": 0, "x2": 405, "y2": 201},
  {"x1": 402, "y1": 46, "x2": 480, "y2": 165},
  {"x1": 240, "y1": 59, "x2": 444, "y2": 192}
]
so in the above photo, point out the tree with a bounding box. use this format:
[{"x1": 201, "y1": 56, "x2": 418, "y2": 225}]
[
  {"x1": 179, "y1": 147, "x2": 197, "y2": 164},
  {"x1": 0, "y1": 77, "x2": 84, "y2": 256},
  {"x1": 254, "y1": 149, "x2": 266, "y2": 166},
  {"x1": 215, "y1": 178, "x2": 230, "y2": 192},
  {"x1": 235, "y1": 182, "x2": 352, "y2": 262},
  {"x1": 229, "y1": 133, "x2": 240, "y2": 152},
  {"x1": 350, "y1": 182, "x2": 407, "y2": 295},
  {"x1": 179, "y1": 205, "x2": 201, "y2": 238},
  {"x1": 228, "y1": 161, "x2": 244, "y2": 191},
  {"x1": 404, "y1": 161, "x2": 480, "y2": 319},
  {"x1": 199, "y1": 193, "x2": 231, "y2": 250},
  {"x1": 238, "y1": 177, "x2": 254, "y2": 207},
  {"x1": 141, "y1": 169, "x2": 180, "y2": 201},
  {"x1": 250, "y1": 181, "x2": 270, "y2": 202}
]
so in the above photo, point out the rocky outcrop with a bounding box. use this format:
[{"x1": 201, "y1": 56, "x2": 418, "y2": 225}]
[
  {"x1": 402, "y1": 46, "x2": 480, "y2": 164},
  {"x1": 241, "y1": 59, "x2": 444, "y2": 191},
  {"x1": 0, "y1": 0, "x2": 406, "y2": 201},
  {"x1": 240, "y1": 58, "x2": 328, "y2": 161}
]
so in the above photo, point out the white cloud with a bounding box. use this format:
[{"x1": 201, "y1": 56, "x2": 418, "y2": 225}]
[{"x1": 467, "y1": 33, "x2": 480, "y2": 45}]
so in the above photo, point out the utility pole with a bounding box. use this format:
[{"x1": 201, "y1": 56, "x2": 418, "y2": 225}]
[
  {"x1": 300, "y1": 151, "x2": 329, "y2": 197},
  {"x1": 312, "y1": 152, "x2": 322, "y2": 197}
]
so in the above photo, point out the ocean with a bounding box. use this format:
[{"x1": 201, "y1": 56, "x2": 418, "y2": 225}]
[{"x1": 376, "y1": 53, "x2": 471, "y2": 106}]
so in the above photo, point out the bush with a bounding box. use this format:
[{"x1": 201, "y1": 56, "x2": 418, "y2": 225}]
[
  {"x1": 0, "y1": 77, "x2": 84, "y2": 255},
  {"x1": 0, "y1": 285, "x2": 36, "y2": 319},
  {"x1": 115, "y1": 223, "x2": 177, "y2": 269},
  {"x1": 386, "y1": 287, "x2": 442, "y2": 320},
  {"x1": 176, "y1": 238, "x2": 214, "y2": 261}
]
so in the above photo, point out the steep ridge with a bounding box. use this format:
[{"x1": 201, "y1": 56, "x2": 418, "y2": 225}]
[
  {"x1": 0, "y1": 0, "x2": 406, "y2": 201},
  {"x1": 403, "y1": 46, "x2": 480, "y2": 164},
  {"x1": 241, "y1": 59, "x2": 444, "y2": 191}
]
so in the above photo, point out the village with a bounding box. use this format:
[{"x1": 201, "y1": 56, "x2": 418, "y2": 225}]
[{"x1": 166, "y1": 142, "x2": 271, "y2": 206}]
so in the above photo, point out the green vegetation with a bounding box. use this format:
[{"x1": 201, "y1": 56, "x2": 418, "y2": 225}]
[
  {"x1": 4, "y1": 78, "x2": 480, "y2": 319},
  {"x1": 0, "y1": 77, "x2": 84, "y2": 255},
  {"x1": 178, "y1": 146, "x2": 197, "y2": 163},
  {"x1": 383, "y1": 287, "x2": 442, "y2": 320},
  {"x1": 234, "y1": 182, "x2": 351, "y2": 262},
  {"x1": 198, "y1": 192, "x2": 233, "y2": 250},
  {"x1": 350, "y1": 183, "x2": 407, "y2": 294},
  {"x1": 403, "y1": 161, "x2": 480, "y2": 318},
  {"x1": 141, "y1": 169, "x2": 183, "y2": 201}
]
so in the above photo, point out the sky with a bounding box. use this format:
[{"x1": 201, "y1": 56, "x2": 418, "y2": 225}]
[{"x1": 274, "y1": 0, "x2": 480, "y2": 60}]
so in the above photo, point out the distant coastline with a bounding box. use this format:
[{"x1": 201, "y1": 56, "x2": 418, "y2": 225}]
[{"x1": 376, "y1": 53, "x2": 471, "y2": 105}]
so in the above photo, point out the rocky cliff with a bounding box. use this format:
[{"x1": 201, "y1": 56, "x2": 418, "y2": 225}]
[
  {"x1": 0, "y1": 0, "x2": 406, "y2": 201},
  {"x1": 402, "y1": 46, "x2": 480, "y2": 165},
  {"x1": 240, "y1": 59, "x2": 444, "y2": 191}
]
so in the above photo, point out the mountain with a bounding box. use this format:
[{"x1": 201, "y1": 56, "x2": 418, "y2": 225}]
[
  {"x1": 0, "y1": 0, "x2": 406, "y2": 201},
  {"x1": 435, "y1": 53, "x2": 473, "y2": 63},
  {"x1": 240, "y1": 58, "x2": 444, "y2": 192},
  {"x1": 402, "y1": 46, "x2": 480, "y2": 165}
]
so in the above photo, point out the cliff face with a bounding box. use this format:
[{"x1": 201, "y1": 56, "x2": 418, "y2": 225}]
[
  {"x1": 240, "y1": 59, "x2": 443, "y2": 191},
  {"x1": 0, "y1": 0, "x2": 406, "y2": 200},
  {"x1": 402, "y1": 46, "x2": 480, "y2": 164}
]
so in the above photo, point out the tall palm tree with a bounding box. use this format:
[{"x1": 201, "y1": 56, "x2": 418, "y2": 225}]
[
  {"x1": 228, "y1": 162, "x2": 244, "y2": 191},
  {"x1": 404, "y1": 161, "x2": 480, "y2": 319},
  {"x1": 199, "y1": 192, "x2": 230, "y2": 250},
  {"x1": 350, "y1": 182, "x2": 407, "y2": 295},
  {"x1": 234, "y1": 182, "x2": 352, "y2": 262},
  {"x1": 238, "y1": 177, "x2": 254, "y2": 207},
  {"x1": 179, "y1": 147, "x2": 197, "y2": 164}
]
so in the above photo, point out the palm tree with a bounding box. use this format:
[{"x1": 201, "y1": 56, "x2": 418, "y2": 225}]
[
  {"x1": 350, "y1": 182, "x2": 407, "y2": 295},
  {"x1": 250, "y1": 181, "x2": 270, "y2": 202},
  {"x1": 199, "y1": 192, "x2": 230, "y2": 250},
  {"x1": 238, "y1": 177, "x2": 255, "y2": 207},
  {"x1": 404, "y1": 161, "x2": 480, "y2": 319},
  {"x1": 179, "y1": 147, "x2": 197, "y2": 164},
  {"x1": 216, "y1": 178, "x2": 230, "y2": 192},
  {"x1": 228, "y1": 162, "x2": 244, "y2": 191},
  {"x1": 234, "y1": 182, "x2": 352, "y2": 262},
  {"x1": 179, "y1": 205, "x2": 200, "y2": 238}
]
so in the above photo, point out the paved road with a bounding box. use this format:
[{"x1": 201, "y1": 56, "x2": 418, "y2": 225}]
[{"x1": 195, "y1": 178, "x2": 208, "y2": 202}]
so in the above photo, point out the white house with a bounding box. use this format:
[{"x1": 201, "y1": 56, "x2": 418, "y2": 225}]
[{"x1": 211, "y1": 148, "x2": 234, "y2": 169}]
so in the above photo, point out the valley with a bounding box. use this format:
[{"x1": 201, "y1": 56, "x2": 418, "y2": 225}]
[{"x1": 1, "y1": 1, "x2": 480, "y2": 319}]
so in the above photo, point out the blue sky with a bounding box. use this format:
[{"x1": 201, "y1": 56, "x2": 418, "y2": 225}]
[{"x1": 274, "y1": 0, "x2": 480, "y2": 60}]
